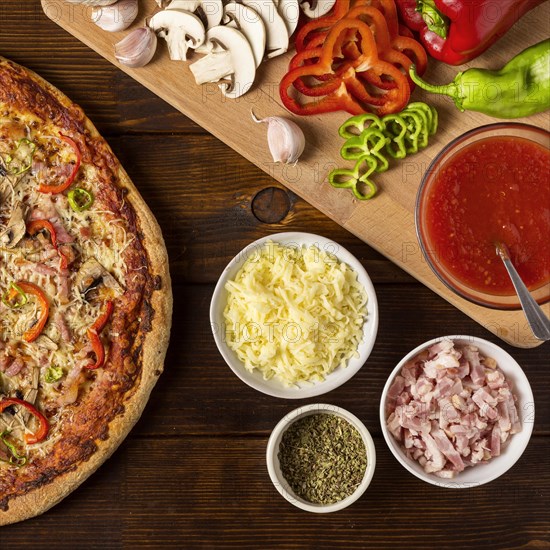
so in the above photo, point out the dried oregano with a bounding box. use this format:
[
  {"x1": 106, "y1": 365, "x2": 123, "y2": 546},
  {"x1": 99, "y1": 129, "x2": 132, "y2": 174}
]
[{"x1": 278, "y1": 413, "x2": 367, "y2": 505}]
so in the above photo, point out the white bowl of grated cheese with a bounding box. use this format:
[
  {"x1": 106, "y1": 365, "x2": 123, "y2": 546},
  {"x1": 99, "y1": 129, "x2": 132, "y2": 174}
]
[{"x1": 210, "y1": 232, "x2": 379, "y2": 398}]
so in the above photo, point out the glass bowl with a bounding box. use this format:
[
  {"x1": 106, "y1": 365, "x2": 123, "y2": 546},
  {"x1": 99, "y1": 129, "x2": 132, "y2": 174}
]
[{"x1": 416, "y1": 123, "x2": 550, "y2": 309}]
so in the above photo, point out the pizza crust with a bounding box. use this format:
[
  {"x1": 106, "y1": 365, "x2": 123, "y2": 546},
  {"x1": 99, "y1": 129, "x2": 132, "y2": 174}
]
[{"x1": 0, "y1": 58, "x2": 173, "y2": 525}]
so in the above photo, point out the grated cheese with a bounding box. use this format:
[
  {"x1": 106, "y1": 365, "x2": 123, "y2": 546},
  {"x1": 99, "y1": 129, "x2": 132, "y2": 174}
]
[{"x1": 223, "y1": 242, "x2": 368, "y2": 386}]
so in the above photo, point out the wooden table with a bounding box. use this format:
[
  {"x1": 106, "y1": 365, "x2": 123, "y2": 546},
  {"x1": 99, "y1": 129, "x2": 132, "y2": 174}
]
[{"x1": 2, "y1": 2, "x2": 549, "y2": 548}]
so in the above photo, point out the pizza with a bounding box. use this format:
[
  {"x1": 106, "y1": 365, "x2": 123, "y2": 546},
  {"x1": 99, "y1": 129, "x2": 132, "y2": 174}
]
[{"x1": 0, "y1": 57, "x2": 172, "y2": 525}]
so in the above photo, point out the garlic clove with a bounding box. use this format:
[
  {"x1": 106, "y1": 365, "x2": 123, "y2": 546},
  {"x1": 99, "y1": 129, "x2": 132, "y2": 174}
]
[
  {"x1": 92, "y1": 0, "x2": 139, "y2": 32},
  {"x1": 252, "y1": 112, "x2": 305, "y2": 164},
  {"x1": 114, "y1": 27, "x2": 158, "y2": 68}
]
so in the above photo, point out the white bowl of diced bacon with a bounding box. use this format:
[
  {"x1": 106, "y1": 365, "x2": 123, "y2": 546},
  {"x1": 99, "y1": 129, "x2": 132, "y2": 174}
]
[{"x1": 380, "y1": 336, "x2": 534, "y2": 488}]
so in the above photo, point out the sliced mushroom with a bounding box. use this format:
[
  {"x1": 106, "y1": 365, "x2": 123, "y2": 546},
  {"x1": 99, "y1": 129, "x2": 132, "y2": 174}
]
[
  {"x1": 0, "y1": 201, "x2": 26, "y2": 249},
  {"x1": 35, "y1": 335, "x2": 58, "y2": 352},
  {"x1": 240, "y1": 0, "x2": 288, "y2": 58},
  {"x1": 189, "y1": 26, "x2": 256, "y2": 99},
  {"x1": 222, "y1": 3, "x2": 266, "y2": 68},
  {"x1": 299, "y1": 0, "x2": 336, "y2": 18},
  {"x1": 75, "y1": 258, "x2": 124, "y2": 298},
  {"x1": 167, "y1": 0, "x2": 223, "y2": 29},
  {"x1": 148, "y1": 9, "x2": 206, "y2": 61},
  {"x1": 275, "y1": 0, "x2": 299, "y2": 37}
]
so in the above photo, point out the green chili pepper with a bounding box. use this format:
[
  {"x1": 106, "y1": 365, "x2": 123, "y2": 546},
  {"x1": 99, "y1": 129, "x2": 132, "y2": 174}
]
[
  {"x1": 328, "y1": 156, "x2": 378, "y2": 200},
  {"x1": 338, "y1": 113, "x2": 385, "y2": 139},
  {"x1": 68, "y1": 188, "x2": 94, "y2": 212},
  {"x1": 6, "y1": 138, "x2": 36, "y2": 176},
  {"x1": 0, "y1": 431, "x2": 27, "y2": 467},
  {"x1": 45, "y1": 365, "x2": 64, "y2": 384},
  {"x1": 2, "y1": 283, "x2": 28, "y2": 309},
  {"x1": 409, "y1": 39, "x2": 550, "y2": 119}
]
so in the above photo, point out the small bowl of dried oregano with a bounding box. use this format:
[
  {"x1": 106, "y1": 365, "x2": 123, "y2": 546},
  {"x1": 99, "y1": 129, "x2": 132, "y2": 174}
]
[{"x1": 266, "y1": 403, "x2": 376, "y2": 512}]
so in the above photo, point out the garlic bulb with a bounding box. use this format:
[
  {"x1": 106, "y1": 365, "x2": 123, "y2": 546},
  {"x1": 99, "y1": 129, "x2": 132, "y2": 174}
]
[
  {"x1": 65, "y1": 0, "x2": 119, "y2": 6},
  {"x1": 114, "y1": 27, "x2": 158, "y2": 68},
  {"x1": 92, "y1": 0, "x2": 138, "y2": 32},
  {"x1": 252, "y1": 112, "x2": 306, "y2": 164}
]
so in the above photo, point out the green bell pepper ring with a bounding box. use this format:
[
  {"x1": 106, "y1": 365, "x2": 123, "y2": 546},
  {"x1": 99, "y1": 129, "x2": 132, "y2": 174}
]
[
  {"x1": 0, "y1": 431, "x2": 27, "y2": 467},
  {"x1": 338, "y1": 113, "x2": 385, "y2": 139},
  {"x1": 381, "y1": 115, "x2": 409, "y2": 159},
  {"x1": 328, "y1": 156, "x2": 379, "y2": 200},
  {"x1": 2, "y1": 282, "x2": 28, "y2": 309},
  {"x1": 340, "y1": 128, "x2": 390, "y2": 172},
  {"x1": 406, "y1": 102, "x2": 438, "y2": 136},
  {"x1": 68, "y1": 188, "x2": 94, "y2": 212},
  {"x1": 6, "y1": 138, "x2": 36, "y2": 176},
  {"x1": 409, "y1": 39, "x2": 550, "y2": 119}
]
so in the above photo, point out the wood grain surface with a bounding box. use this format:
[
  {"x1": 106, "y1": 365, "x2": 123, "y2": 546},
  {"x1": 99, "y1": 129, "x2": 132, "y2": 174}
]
[
  {"x1": 40, "y1": 0, "x2": 550, "y2": 348},
  {"x1": 1, "y1": 1, "x2": 549, "y2": 548}
]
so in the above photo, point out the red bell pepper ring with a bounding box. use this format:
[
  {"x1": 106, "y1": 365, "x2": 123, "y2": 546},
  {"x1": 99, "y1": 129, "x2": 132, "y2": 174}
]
[
  {"x1": 281, "y1": 19, "x2": 410, "y2": 116},
  {"x1": 4, "y1": 281, "x2": 50, "y2": 343},
  {"x1": 396, "y1": 0, "x2": 545, "y2": 65},
  {"x1": 37, "y1": 134, "x2": 82, "y2": 195},
  {"x1": 85, "y1": 300, "x2": 114, "y2": 370},
  {"x1": 0, "y1": 398, "x2": 49, "y2": 445},
  {"x1": 27, "y1": 219, "x2": 68, "y2": 270}
]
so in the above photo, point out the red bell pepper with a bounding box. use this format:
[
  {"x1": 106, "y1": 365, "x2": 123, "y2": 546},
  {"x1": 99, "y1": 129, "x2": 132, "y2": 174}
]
[
  {"x1": 3, "y1": 282, "x2": 50, "y2": 343},
  {"x1": 396, "y1": 0, "x2": 545, "y2": 65},
  {"x1": 27, "y1": 219, "x2": 68, "y2": 270},
  {"x1": 281, "y1": 19, "x2": 410, "y2": 116},
  {"x1": 85, "y1": 300, "x2": 114, "y2": 370},
  {"x1": 37, "y1": 134, "x2": 82, "y2": 195},
  {"x1": 0, "y1": 398, "x2": 49, "y2": 445}
]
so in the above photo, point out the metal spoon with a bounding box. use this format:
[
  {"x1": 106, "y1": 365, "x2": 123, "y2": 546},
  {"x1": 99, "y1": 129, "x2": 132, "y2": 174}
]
[{"x1": 496, "y1": 242, "x2": 550, "y2": 341}]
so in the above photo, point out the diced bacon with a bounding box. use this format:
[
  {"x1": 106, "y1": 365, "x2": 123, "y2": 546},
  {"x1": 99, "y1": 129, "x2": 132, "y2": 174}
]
[
  {"x1": 5, "y1": 357, "x2": 24, "y2": 376},
  {"x1": 486, "y1": 369, "x2": 506, "y2": 390},
  {"x1": 421, "y1": 432, "x2": 446, "y2": 473},
  {"x1": 50, "y1": 217, "x2": 73, "y2": 244},
  {"x1": 439, "y1": 398, "x2": 460, "y2": 429},
  {"x1": 431, "y1": 428, "x2": 465, "y2": 472},
  {"x1": 506, "y1": 395, "x2": 522, "y2": 434},
  {"x1": 387, "y1": 412, "x2": 402, "y2": 441},
  {"x1": 396, "y1": 391, "x2": 411, "y2": 406},
  {"x1": 433, "y1": 376, "x2": 454, "y2": 399},
  {"x1": 497, "y1": 400, "x2": 511, "y2": 432},
  {"x1": 463, "y1": 345, "x2": 485, "y2": 386},
  {"x1": 386, "y1": 339, "x2": 521, "y2": 479},
  {"x1": 57, "y1": 273, "x2": 71, "y2": 304},
  {"x1": 34, "y1": 263, "x2": 58, "y2": 276},
  {"x1": 387, "y1": 375, "x2": 406, "y2": 412},
  {"x1": 427, "y1": 338, "x2": 454, "y2": 358},
  {"x1": 471, "y1": 439, "x2": 489, "y2": 464},
  {"x1": 490, "y1": 425, "x2": 501, "y2": 457},
  {"x1": 0, "y1": 354, "x2": 13, "y2": 371},
  {"x1": 401, "y1": 360, "x2": 420, "y2": 385},
  {"x1": 55, "y1": 310, "x2": 73, "y2": 343},
  {"x1": 472, "y1": 388, "x2": 498, "y2": 420},
  {"x1": 404, "y1": 429, "x2": 414, "y2": 449}
]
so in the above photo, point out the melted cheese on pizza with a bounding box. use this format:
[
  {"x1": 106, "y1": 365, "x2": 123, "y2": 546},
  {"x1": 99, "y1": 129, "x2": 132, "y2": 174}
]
[{"x1": 0, "y1": 117, "x2": 131, "y2": 463}]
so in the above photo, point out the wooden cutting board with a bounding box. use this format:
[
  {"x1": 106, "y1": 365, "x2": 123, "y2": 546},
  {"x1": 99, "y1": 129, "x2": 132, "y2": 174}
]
[{"x1": 42, "y1": 0, "x2": 550, "y2": 348}]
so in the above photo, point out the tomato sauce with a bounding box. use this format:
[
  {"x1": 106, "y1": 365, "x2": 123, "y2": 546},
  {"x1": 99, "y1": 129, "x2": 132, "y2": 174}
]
[{"x1": 424, "y1": 136, "x2": 550, "y2": 295}]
